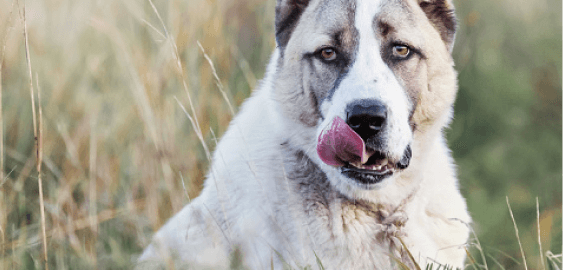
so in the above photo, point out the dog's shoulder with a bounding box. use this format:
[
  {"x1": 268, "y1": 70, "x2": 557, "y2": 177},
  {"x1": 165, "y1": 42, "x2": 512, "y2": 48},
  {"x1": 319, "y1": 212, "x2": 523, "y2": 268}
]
[{"x1": 137, "y1": 195, "x2": 232, "y2": 269}]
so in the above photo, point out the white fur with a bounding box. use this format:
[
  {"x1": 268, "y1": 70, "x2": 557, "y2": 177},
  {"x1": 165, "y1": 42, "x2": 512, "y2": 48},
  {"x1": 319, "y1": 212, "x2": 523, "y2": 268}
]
[
  {"x1": 317, "y1": 0, "x2": 412, "y2": 194},
  {"x1": 137, "y1": 0, "x2": 471, "y2": 268}
]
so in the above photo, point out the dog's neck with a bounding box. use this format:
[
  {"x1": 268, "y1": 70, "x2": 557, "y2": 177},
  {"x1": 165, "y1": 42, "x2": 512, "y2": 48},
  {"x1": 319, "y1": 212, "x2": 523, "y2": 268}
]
[
  {"x1": 280, "y1": 146, "x2": 421, "y2": 266},
  {"x1": 281, "y1": 146, "x2": 420, "y2": 227}
]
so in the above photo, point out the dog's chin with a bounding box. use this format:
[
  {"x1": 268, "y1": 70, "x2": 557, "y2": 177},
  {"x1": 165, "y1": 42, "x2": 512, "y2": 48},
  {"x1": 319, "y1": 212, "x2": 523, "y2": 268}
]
[
  {"x1": 335, "y1": 145, "x2": 412, "y2": 191},
  {"x1": 331, "y1": 170, "x2": 394, "y2": 197},
  {"x1": 341, "y1": 166, "x2": 394, "y2": 186}
]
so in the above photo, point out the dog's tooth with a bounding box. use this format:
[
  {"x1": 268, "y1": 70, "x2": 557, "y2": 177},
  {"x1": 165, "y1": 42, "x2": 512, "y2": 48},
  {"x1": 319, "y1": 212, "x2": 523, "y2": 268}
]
[
  {"x1": 351, "y1": 161, "x2": 362, "y2": 168},
  {"x1": 361, "y1": 151, "x2": 371, "y2": 164}
]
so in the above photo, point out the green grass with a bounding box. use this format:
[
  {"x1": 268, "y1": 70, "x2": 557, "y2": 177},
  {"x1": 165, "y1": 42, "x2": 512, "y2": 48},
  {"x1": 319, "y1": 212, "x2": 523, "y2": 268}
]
[{"x1": 0, "y1": 0, "x2": 560, "y2": 269}]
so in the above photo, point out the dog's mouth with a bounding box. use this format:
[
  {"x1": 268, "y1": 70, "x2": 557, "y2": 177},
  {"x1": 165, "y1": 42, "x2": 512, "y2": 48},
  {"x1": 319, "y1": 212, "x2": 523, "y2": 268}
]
[
  {"x1": 347, "y1": 150, "x2": 391, "y2": 170},
  {"x1": 317, "y1": 116, "x2": 411, "y2": 185},
  {"x1": 341, "y1": 147, "x2": 411, "y2": 184}
]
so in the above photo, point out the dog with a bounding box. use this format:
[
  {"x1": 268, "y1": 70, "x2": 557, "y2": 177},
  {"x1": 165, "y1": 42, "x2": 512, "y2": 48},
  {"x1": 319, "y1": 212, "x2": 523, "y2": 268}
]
[{"x1": 138, "y1": 0, "x2": 471, "y2": 268}]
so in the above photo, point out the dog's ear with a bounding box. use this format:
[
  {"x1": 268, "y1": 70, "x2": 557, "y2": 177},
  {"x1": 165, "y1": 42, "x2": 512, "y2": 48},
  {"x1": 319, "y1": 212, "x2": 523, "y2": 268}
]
[
  {"x1": 275, "y1": 0, "x2": 311, "y2": 48},
  {"x1": 418, "y1": 0, "x2": 457, "y2": 52}
]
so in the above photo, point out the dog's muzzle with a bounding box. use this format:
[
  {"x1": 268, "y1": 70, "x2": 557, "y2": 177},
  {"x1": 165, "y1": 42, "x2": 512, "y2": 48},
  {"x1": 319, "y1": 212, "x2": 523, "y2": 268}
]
[{"x1": 317, "y1": 99, "x2": 412, "y2": 185}]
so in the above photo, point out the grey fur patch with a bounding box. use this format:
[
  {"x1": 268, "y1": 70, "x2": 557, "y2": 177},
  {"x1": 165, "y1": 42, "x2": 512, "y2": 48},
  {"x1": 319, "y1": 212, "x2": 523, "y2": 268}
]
[
  {"x1": 274, "y1": 0, "x2": 358, "y2": 126},
  {"x1": 275, "y1": 0, "x2": 311, "y2": 49},
  {"x1": 418, "y1": 0, "x2": 457, "y2": 50}
]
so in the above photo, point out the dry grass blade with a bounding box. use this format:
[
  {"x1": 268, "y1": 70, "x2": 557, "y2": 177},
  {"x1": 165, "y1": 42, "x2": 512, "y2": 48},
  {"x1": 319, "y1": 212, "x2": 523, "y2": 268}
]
[
  {"x1": 146, "y1": 0, "x2": 169, "y2": 37},
  {"x1": 313, "y1": 250, "x2": 326, "y2": 270},
  {"x1": 36, "y1": 74, "x2": 43, "y2": 177},
  {"x1": 397, "y1": 236, "x2": 422, "y2": 270},
  {"x1": 23, "y1": 4, "x2": 48, "y2": 269},
  {"x1": 147, "y1": 0, "x2": 203, "y2": 137},
  {"x1": 23, "y1": 10, "x2": 36, "y2": 139},
  {"x1": 0, "y1": 0, "x2": 17, "y2": 260},
  {"x1": 470, "y1": 227, "x2": 489, "y2": 269},
  {"x1": 231, "y1": 46, "x2": 257, "y2": 89},
  {"x1": 0, "y1": 0, "x2": 16, "y2": 184},
  {"x1": 506, "y1": 196, "x2": 528, "y2": 270},
  {"x1": 536, "y1": 197, "x2": 545, "y2": 270},
  {"x1": 37, "y1": 75, "x2": 47, "y2": 269},
  {"x1": 0, "y1": 166, "x2": 16, "y2": 187},
  {"x1": 198, "y1": 41, "x2": 235, "y2": 116},
  {"x1": 486, "y1": 245, "x2": 521, "y2": 265},
  {"x1": 140, "y1": 18, "x2": 166, "y2": 40},
  {"x1": 174, "y1": 96, "x2": 211, "y2": 161},
  {"x1": 452, "y1": 218, "x2": 488, "y2": 270},
  {"x1": 389, "y1": 254, "x2": 412, "y2": 270},
  {"x1": 546, "y1": 251, "x2": 562, "y2": 270},
  {"x1": 89, "y1": 115, "x2": 98, "y2": 266},
  {"x1": 464, "y1": 247, "x2": 479, "y2": 270},
  {"x1": 179, "y1": 173, "x2": 191, "y2": 202},
  {"x1": 486, "y1": 253, "x2": 507, "y2": 270}
]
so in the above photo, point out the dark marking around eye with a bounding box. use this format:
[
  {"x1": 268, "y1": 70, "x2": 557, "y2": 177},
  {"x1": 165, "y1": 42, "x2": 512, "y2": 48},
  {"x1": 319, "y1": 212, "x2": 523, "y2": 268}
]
[
  {"x1": 385, "y1": 41, "x2": 425, "y2": 62},
  {"x1": 378, "y1": 21, "x2": 392, "y2": 36},
  {"x1": 325, "y1": 69, "x2": 350, "y2": 101}
]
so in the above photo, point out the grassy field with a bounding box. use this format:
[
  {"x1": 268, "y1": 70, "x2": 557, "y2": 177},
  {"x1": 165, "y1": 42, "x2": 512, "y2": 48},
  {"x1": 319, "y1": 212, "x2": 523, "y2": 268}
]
[{"x1": 0, "y1": 0, "x2": 560, "y2": 269}]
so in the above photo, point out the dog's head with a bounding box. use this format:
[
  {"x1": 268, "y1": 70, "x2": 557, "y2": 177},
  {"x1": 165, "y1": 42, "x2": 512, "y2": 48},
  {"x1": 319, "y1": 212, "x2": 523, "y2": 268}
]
[{"x1": 273, "y1": 0, "x2": 458, "y2": 196}]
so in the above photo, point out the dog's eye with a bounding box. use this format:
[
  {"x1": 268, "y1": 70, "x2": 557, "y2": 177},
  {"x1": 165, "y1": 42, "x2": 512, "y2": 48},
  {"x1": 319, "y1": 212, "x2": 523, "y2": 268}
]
[
  {"x1": 320, "y1": 48, "x2": 337, "y2": 61},
  {"x1": 392, "y1": 45, "x2": 410, "y2": 58}
]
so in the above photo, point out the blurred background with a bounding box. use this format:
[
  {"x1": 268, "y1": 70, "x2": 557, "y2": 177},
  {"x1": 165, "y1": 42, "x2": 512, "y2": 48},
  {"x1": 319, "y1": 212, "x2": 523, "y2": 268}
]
[{"x1": 0, "y1": 0, "x2": 560, "y2": 269}]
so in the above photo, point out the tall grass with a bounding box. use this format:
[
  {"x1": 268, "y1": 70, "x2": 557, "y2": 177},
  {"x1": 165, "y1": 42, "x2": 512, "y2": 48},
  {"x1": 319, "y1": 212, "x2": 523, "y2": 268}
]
[{"x1": 0, "y1": 0, "x2": 560, "y2": 269}]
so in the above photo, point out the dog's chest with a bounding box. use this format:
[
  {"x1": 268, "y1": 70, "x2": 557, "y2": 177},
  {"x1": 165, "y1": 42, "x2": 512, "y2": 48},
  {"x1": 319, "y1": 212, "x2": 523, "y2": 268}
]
[
  {"x1": 299, "y1": 195, "x2": 410, "y2": 268},
  {"x1": 282, "y1": 151, "x2": 412, "y2": 268}
]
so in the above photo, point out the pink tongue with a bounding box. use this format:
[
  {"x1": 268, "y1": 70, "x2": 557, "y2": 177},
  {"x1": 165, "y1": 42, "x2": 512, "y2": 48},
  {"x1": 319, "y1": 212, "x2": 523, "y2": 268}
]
[{"x1": 317, "y1": 116, "x2": 368, "y2": 166}]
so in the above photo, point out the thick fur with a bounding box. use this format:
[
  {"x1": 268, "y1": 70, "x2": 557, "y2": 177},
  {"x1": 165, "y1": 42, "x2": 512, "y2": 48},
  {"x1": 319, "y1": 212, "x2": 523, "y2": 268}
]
[{"x1": 138, "y1": 0, "x2": 471, "y2": 269}]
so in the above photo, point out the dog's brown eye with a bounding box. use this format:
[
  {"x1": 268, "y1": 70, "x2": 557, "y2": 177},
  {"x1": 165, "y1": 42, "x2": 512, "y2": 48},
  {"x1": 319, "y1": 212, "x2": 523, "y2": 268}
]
[
  {"x1": 393, "y1": 45, "x2": 410, "y2": 58},
  {"x1": 320, "y1": 48, "x2": 337, "y2": 61}
]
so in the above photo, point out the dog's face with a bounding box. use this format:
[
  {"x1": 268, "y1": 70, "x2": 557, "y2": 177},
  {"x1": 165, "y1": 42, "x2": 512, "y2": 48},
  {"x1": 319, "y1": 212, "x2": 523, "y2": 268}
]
[{"x1": 274, "y1": 0, "x2": 458, "y2": 194}]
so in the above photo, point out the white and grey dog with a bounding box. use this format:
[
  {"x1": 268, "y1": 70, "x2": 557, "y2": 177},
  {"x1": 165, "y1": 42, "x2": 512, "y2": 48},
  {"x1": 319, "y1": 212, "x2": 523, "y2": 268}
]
[{"x1": 138, "y1": 0, "x2": 471, "y2": 268}]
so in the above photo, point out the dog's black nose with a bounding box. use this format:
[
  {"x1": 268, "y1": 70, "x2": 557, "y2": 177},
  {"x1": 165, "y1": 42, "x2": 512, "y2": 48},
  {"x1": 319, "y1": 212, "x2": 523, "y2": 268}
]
[{"x1": 346, "y1": 99, "x2": 387, "y2": 141}]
